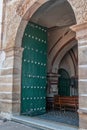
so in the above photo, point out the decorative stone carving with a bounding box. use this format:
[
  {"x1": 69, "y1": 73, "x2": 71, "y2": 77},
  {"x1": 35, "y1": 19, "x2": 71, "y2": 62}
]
[
  {"x1": 2, "y1": 0, "x2": 87, "y2": 49},
  {"x1": 16, "y1": 0, "x2": 35, "y2": 16},
  {"x1": 68, "y1": 0, "x2": 87, "y2": 24}
]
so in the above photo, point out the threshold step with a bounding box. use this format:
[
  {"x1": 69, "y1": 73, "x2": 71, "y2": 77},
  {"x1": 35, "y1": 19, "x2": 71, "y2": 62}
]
[{"x1": 11, "y1": 115, "x2": 78, "y2": 130}]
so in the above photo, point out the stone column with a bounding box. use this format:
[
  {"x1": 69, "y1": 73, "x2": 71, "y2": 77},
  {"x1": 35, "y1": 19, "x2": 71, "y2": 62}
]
[
  {"x1": 0, "y1": 48, "x2": 14, "y2": 118},
  {"x1": 71, "y1": 22, "x2": 87, "y2": 129},
  {"x1": 12, "y1": 47, "x2": 23, "y2": 115},
  {"x1": 0, "y1": 47, "x2": 23, "y2": 118}
]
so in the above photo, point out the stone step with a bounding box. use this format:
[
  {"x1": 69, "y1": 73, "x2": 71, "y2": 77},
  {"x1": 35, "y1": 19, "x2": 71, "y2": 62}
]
[{"x1": 11, "y1": 115, "x2": 78, "y2": 130}]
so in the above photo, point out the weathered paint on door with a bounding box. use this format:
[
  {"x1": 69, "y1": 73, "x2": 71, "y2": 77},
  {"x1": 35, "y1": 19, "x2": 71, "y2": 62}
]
[{"x1": 21, "y1": 22, "x2": 47, "y2": 116}]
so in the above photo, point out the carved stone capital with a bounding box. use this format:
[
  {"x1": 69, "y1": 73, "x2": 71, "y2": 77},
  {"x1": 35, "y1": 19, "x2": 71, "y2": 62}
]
[
  {"x1": 70, "y1": 22, "x2": 87, "y2": 41},
  {"x1": 1, "y1": 47, "x2": 24, "y2": 57}
]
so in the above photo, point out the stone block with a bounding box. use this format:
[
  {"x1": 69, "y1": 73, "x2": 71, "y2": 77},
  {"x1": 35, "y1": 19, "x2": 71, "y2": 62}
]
[
  {"x1": 79, "y1": 81, "x2": 87, "y2": 94},
  {"x1": 12, "y1": 93, "x2": 20, "y2": 101},
  {"x1": 1, "y1": 68, "x2": 13, "y2": 75},
  {"x1": 3, "y1": 56, "x2": 14, "y2": 68},
  {"x1": 12, "y1": 102, "x2": 20, "y2": 114},
  {"x1": 78, "y1": 46, "x2": 87, "y2": 65},
  {"x1": 79, "y1": 67, "x2": 87, "y2": 79},
  {"x1": 0, "y1": 85, "x2": 12, "y2": 92},
  {"x1": 79, "y1": 96, "x2": 87, "y2": 108},
  {"x1": 0, "y1": 76, "x2": 13, "y2": 84},
  {"x1": 0, "y1": 102, "x2": 12, "y2": 113},
  {"x1": 0, "y1": 93, "x2": 12, "y2": 100},
  {"x1": 13, "y1": 84, "x2": 21, "y2": 93},
  {"x1": 79, "y1": 113, "x2": 87, "y2": 129},
  {"x1": 13, "y1": 68, "x2": 21, "y2": 75}
]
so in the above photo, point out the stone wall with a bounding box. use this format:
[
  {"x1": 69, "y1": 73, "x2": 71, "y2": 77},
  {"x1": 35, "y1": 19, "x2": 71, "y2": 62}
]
[
  {"x1": 0, "y1": 0, "x2": 87, "y2": 129},
  {"x1": 1, "y1": 0, "x2": 87, "y2": 49},
  {"x1": 71, "y1": 23, "x2": 87, "y2": 129}
]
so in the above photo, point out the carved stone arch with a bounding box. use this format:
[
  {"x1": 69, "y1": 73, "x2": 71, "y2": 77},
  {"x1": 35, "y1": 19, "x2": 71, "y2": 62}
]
[
  {"x1": 12, "y1": 0, "x2": 79, "y2": 117},
  {"x1": 52, "y1": 39, "x2": 77, "y2": 73},
  {"x1": 67, "y1": 0, "x2": 87, "y2": 24},
  {"x1": 15, "y1": 0, "x2": 48, "y2": 47},
  {"x1": 3, "y1": 0, "x2": 87, "y2": 48},
  {"x1": 16, "y1": 0, "x2": 48, "y2": 18},
  {"x1": 15, "y1": 0, "x2": 77, "y2": 48}
]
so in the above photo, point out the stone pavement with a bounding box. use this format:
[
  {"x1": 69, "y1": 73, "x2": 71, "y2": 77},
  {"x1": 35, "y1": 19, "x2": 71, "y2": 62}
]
[{"x1": 0, "y1": 119, "x2": 50, "y2": 130}]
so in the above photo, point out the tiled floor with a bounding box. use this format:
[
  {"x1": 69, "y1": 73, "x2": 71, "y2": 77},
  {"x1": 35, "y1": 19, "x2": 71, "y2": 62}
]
[{"x1": 37, "y1": 110, "x2": 79, "y2": 127}]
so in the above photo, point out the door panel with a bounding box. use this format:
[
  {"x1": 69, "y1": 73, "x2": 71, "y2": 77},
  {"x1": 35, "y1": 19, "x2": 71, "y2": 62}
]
[
  {"x1": 58, "y1": 69, "x2": 70, "y2": 96},
  {"x1": 21, "y1": 22, "x2": 47, "y2": 116}
]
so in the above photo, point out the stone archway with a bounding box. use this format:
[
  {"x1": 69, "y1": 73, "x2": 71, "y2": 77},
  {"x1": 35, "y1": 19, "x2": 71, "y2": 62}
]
[
  {"x1": 1, "y1": 0, "x2": 87, "y2": 49},
  {"x1": 0, "y1": 0, "x2": 87, "y2": 129},
  {"x1": 14, "y1": 0, "x2": 77, "y2": 116}
]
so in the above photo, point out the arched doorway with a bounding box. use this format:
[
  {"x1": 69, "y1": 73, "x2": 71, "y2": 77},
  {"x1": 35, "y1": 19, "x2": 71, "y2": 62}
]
[
  {"x1": 58, "y1": 68, "x2": 70, "y2": 96},
  {"x1": 20, "y1": 0, "x2": 78, "y2": 127},
  {"x1": 1, "y1": 0, "x2": 87, "y2": 129}
]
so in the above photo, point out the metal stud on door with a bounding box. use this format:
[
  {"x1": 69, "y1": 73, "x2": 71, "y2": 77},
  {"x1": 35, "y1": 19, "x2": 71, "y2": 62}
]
[{"x1": 21, "y1": 22, "x2": 47, "y2": 116}]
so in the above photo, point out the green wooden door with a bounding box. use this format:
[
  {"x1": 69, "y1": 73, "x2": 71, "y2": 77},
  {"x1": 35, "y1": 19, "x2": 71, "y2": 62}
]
[
  {"x1": 58, "y1": 68, "x2": 70, "y2": 96},
  {"x1": 21, "y1": 22, "x2": 47, "y2": 116}
]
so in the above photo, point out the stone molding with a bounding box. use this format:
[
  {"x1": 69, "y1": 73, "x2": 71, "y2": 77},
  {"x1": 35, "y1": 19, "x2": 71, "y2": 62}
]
[
  {"x1": 16, "y1": 0, "x2": 87, "y2": 24},
  {"x1": 70, "y1": 22, "x2": 87, "y2": 41},
  {"x1": 16, "y1": 0, "x2": 47, "y2": 18},
  {"x1": 0, "y1": 47, "x2": 23, "y2": 56},
  {"x1": 70, "y1": 22, "x2": 87, "y2": 32},
  {"x1": 68, "y1": 0, "x2": 87, "y2": 24},
  {"x1": 1, "y1": 0, "x2": 87, "y2": 49}
]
